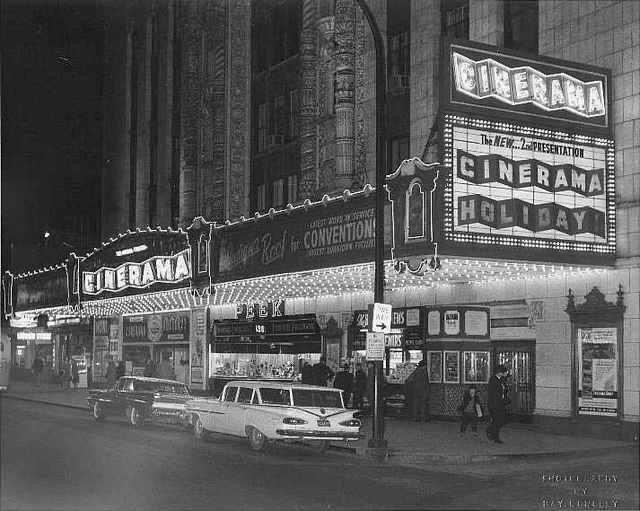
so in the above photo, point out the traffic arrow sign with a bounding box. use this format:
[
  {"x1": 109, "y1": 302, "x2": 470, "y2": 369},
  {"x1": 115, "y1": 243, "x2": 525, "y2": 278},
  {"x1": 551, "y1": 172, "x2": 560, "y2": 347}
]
[{"x1": 368, "y1": 303, "x2": 392, "y2": 334}]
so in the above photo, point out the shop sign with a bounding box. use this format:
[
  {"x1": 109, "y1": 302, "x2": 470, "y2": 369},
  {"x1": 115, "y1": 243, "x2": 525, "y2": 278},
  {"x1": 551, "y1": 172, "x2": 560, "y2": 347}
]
[
  {"x1": 443, "y1": 41, "x2": 610, "y2": 132},
  {"x1": 577, "y1": 327, "x2": 618, "y2": 417},
  {"x1": 82, "y1": 249, "x2": 191, "y2": 296},
  {"x1": 214, "y1": 315, "x2": 319, "y2": 340},
  {"x1": 366, "y1": 332, "x2": 385, "y2": 361},
  {"x1": 190, "y1": 308, "x2": 207, "y2": 386},
  {"x1": 122, "y1": 312, "x2": 189, "y2": 343},
  {"x1": 443, "y1": 115, "x2": 615, "y2": 258},
  {"x1": 353, "y1": 307, "x2": 424, "y2": 330},
  {"x1": 426, "y1": 307, "x2": 490, "y2": 339},
  {"x1": 236, "y1": 300, "x2": 285, "y2": 320},
  {"x1": 13, "y1": 268, "x2": 69, "y2": 312},
  {"x1": 216, "y1": 193, "x2": 382, "y2": 282}
]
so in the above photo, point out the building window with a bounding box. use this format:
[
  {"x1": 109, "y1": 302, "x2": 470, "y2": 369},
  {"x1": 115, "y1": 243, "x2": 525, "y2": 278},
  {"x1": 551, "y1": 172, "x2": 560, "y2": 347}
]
[
  {"x1": 287, "y1": 174, "x2": 298, "y2": 204},
  {"x1": 504, "y1": 0, "x2": 538, "y2": 54},
  {"x1": 256, "y1": 183, "x2": 266, "y2": 211},
  {"x1": 389, "y1": 32, "x2": 410, "y2": 90},
  {"x1": 390, "y1": 136, "x2": 409, "y2": 172},
  {"x1": 288, "y1": 89, "x2": 299, "y2": 139},
  {"x1": 257, "y1": 103, "x2": 268, "y2": 153},
  {"x1": 272, "y1": 178, "x2": 284, "y2": 207},
  {"x1": 441, "y1": 0, "x2": 469, "y2": 39},
  {"x1": 274, "y1": 95, "x2": 285, "y2": 142}
]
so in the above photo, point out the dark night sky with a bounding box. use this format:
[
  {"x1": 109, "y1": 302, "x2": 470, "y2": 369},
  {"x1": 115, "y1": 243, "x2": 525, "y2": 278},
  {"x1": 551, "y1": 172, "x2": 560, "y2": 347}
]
[{"x1": 1, "y1": 0, "x2": 104, "y2": 273}]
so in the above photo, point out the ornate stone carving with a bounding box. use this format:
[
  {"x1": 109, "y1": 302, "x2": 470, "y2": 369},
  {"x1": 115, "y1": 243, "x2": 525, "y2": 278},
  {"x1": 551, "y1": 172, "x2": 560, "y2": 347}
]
[
  {"x1": 333, "y1": 0, "x2": 355, "y2": 191},
  {"x1": 299, "y1": 0, "x2": 318, "y2": 199}
]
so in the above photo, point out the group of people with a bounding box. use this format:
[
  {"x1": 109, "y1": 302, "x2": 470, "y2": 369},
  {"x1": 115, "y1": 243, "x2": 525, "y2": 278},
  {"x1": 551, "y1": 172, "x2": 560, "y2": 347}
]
[
  {"x1": 300, "y1": 357, "x2": 367, "y2": 408},
  {"x1": 104, "y1": 358, "x2": 126, "y2": 387},
  {"x1": 297, "y1": 357, "x2": 511, "y2": 444},
  {"x1": 59, "y1": 357, "x2": 80, "y2": 390},
  {"x1": 457, "y1": 364, "x2": 511, "y2": 444}
]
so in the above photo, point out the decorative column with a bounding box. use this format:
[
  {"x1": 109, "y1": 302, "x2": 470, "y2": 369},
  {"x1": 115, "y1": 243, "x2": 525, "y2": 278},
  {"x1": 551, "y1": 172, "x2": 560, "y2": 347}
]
[
  {"x1": 299, "y1": 0, "x2": 318, "y2": 199},
  {"x1": 226, "y1": 0, "x2": 251, "y2": 219},
  {"x1": 333, "y1": 0, "x2": 356, "y2": 192},
  {"x1": 179, "y1": 1, "x2": 202, "y2": 226},
  {"x1": 209, "y1": 1, "x2": 226, "y2": 222}
]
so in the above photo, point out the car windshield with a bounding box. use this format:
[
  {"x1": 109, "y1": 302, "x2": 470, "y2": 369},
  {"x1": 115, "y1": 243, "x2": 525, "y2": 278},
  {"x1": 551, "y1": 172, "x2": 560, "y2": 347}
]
[
  {"x1": 292, "y1": 389, "x2": 343, "y2": 408},
  {"x1": 133, "y1": 381, "x2": 189, "y2": 394}
]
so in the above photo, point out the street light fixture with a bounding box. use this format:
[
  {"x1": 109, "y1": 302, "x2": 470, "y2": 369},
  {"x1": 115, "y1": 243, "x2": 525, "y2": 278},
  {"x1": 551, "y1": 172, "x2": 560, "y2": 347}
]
[{"x1": 355, "y1": 0, "x2": 387, "y2": 450}]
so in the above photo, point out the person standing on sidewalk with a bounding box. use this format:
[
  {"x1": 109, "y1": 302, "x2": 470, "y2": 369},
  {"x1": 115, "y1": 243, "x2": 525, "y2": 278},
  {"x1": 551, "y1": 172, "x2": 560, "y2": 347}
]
[
  {"x1": 105, "y1": 358, "x2": 117, "y2": 388},
  {"x1": 71, "y1": 358, "x2": 79, "y2": 389},
  {"x1": 458, "y1": 385, "x2": 483, "y2": 434},
  {"x1": 333, "y1": 364, "x2": 354, "y2": 407},
  {"x1": 486, "y1": 364, "x2": 508, "y2": 443},
  {"x1": 352, "y1": 364, "x2": 367, "y2": 409},
  {"x1": 405, "y1": 359, "x2": 431, "y2": 422},
  {"x1": 312, "y1": 356, "x2": 334, "y2": 387},
  {"x1": 60, "y1": 357, "x2": 71, "y2": 390},
  {"x1": 32, "y1": 355, "x2": 44, "y2": 386}
]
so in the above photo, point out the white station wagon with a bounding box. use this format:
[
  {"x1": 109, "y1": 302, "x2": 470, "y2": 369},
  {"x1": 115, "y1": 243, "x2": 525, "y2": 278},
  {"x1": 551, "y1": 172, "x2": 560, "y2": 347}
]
[{"x1": 186, "y1": 380, "x2": 363, "y2": 452}]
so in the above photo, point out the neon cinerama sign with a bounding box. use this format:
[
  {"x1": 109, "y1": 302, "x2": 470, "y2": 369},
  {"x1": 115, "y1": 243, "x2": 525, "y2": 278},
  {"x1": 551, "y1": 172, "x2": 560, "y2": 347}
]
[
  {"x1": 453, "y1": 52, "x2": 606, "y2": 118},
  {"x1": 82, "y1": 249, "x2": 191, "y2": 295},
  {"x1": 442, "y1": 114, "x2": 615, "y2": 255}
]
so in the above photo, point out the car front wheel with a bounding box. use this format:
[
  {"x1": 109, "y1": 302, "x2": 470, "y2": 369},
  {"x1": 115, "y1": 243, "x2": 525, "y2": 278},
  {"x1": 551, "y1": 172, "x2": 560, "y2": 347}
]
[
  {"x1": 247, "y1": 426, "x2": 267, "y2": 452},
  {"x1": 129, "y1": 406, "x2": 145, "y2": 427},
  {"x1": 193, "y1": 415, "x2": 208, "y2": 441},
  {"x1": 92, "y1": 402, "x2": 105, "y2": 421}
]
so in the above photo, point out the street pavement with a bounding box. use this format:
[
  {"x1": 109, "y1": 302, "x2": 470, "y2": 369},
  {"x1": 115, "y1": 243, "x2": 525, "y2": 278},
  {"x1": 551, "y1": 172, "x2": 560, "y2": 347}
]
[
  {"x1": 3, "y1": 380, "x2": 637, "y2": 467},
  {"x1": 2, "y1": 397, "x2": 638, "y2": 511}
]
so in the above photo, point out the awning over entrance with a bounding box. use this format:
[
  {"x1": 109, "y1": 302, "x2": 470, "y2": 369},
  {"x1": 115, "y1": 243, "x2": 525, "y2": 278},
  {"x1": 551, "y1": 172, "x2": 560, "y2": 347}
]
[{"x1": 211, "y1": 257, "x2": 607, "y2": 305}]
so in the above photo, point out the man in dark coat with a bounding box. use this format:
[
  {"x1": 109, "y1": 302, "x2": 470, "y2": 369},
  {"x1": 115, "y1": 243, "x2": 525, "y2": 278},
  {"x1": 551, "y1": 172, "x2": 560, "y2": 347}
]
[
  {"x1": 301, "y1": 361, "x2": 313, "y2": 384},
  {"x1": 333, "y1": 364, "x2": 353, "y2": 407},
  {"x1": 486, "y1": 364, "x2": 509, "y2": 443},
  {"x1": 405, "y1": 359, "x2": 430, "y2": 421},
  {"x1": 312, "y1": 356, "x2": 334, "y2": 387},
  {"x1": 352, "y1": 364, "x2": 367, "y2": 409}
]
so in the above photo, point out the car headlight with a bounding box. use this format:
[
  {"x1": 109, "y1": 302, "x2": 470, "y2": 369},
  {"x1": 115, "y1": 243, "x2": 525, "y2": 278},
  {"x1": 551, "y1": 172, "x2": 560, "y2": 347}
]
[
  {"x1": 282, "y1": 417, "x2": 307, "y2": 425},
  {"x1": 339, "y1": 419, "x2": 361, "y2": 427}
]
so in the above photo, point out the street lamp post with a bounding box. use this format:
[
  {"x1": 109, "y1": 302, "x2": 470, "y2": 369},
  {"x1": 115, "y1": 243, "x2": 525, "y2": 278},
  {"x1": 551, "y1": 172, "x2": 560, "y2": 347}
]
[{"x1": 355, "y1": 0, "x2": 387, "y2": 449}]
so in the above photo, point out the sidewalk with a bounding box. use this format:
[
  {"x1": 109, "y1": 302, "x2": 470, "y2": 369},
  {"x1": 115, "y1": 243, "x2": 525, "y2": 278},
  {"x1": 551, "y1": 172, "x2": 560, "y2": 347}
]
[
  {"x1": 2, "y1": 380, "x2": 636, "y2": 466},
  {"x1": 331, "y1": 415, "x2": 636, "y2": 465}
]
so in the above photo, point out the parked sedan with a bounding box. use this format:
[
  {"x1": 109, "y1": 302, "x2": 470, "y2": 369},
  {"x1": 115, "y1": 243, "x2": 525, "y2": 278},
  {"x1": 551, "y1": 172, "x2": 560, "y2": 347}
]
[
  {"x1": 186, "y1": 380, "x2": 363, "y2": 452},
  {"x1": 88, "y1": 376, "x2": 191, "y2": 427}
]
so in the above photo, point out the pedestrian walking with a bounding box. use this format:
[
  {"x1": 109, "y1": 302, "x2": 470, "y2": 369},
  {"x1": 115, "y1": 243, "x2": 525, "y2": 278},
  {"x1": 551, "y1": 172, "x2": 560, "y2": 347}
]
[
  {"x1": 71, "y1": 358, "x2": 80, "y2": 389},
  {"x1": 352, "y1": 364, "x2": 367, "y2": 409},
  {"x1": 156, "y1": 354, "x2": 175, "y2": 380},
  {"x1": 333, "y1": 364, "x2": 354, "y2": 407},
  {"x1": 300, "y1": 361, "x2": 313, "y2": 384},
  {"x1": 32, "y1": 355, "x2": 44, "y2": 387},
  {"x1": 105, "y1": 358, "x2": 117, "y2": 388},
  {"x1": 312, "y1": 356, "x2": 334, "y2": 387},
  {"x1": 143, "y1": 357, "x2": 155, "y2": 377},
  {"x1": 116, "y1": 361, "x2": 125, "y2": 379},
  {"x1": 404, "y1": 359, "x2": 431, "y2": 422},
  {"x1": 61, "y1": 357, "x2": 71, "y2": 390},
  {"x1": 458, "y1": 385, "x2": 483, "y2": 434},
  {"x1": 486, "y1": 364, "x2": 509, "y2": 444}
]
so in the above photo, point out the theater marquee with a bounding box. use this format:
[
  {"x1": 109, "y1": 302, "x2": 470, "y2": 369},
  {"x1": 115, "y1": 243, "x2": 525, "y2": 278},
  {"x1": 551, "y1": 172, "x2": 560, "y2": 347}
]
[
  {"x1": 440, "y1": 40, "x2": 615, "y2": 262},
  {"x1": 443, "y1": 115, "x2": 615, "y2": 255}
]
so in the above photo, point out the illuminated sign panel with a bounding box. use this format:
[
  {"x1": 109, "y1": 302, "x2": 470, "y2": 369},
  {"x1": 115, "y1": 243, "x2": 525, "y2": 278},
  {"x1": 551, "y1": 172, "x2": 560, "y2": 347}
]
[
  {"x1": 443, "y1": 114, "x2": 615, "y2": 255},
  {"x1": 443, "y1": 40, "x2": 611, "y2": 133},
  {"x1": 82, "y1": 249, "x2": 191, "y2": 295},
  {"x1": 452, "y1": 52, "x2": 606, "y2": 118}
]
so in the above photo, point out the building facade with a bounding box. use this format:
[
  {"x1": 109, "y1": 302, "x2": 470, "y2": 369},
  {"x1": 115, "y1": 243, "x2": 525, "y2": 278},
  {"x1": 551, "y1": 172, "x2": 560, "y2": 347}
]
[{"x1": 4, "y1": 0, "x2": 638, "y2": 438}]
